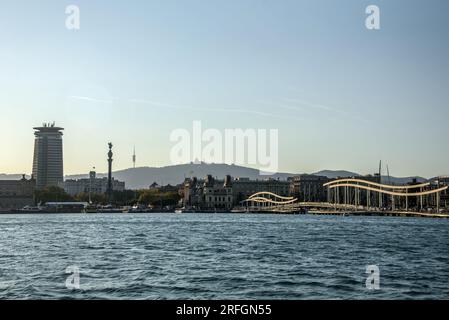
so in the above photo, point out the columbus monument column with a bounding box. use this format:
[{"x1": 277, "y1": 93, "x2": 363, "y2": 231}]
[{"x1": 107, "y1": 142, "x2": 113, "y2": 203}]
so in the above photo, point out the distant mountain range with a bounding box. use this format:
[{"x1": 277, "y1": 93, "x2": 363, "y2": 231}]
[
  {"x1": 312, "y1": 170, "x2": 360, "y2": 179},
  {"x1": 65, "y1": 163, "x2": 294, "y2": 189},
  {"x1": 312, "y1": 170, "x2": 427, "y2": 185},
  {"x1": 1, "y1": 164, "x2": 429, "y2": 189}
]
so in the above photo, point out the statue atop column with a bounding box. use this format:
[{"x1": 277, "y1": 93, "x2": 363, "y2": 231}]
[{"x1": 107, "y1": 142, "x2": 113, "y2": 203}]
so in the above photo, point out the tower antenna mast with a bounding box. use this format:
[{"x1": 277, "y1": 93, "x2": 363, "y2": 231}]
[{"x1": 132, "y1": 146, "x2": 136, "y2": 169}]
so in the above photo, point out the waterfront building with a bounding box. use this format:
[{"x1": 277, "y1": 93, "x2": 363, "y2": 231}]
[
  {"x1": 183, "y1": 175, "x2": 233, "y2": 210},
  {"x1": 0, "y1": 175, "x2": 35, "y2": 210},
  {"x1": 183, "y1": 176, "x2": 202, "y2": 209},
  {"x1": 203, "y1": 175, "x2": 233, "y2": 210},
  {"x1": 436, "y1": 176, "x2": 449, "y2": 185},
  {"x1": 32, "y1": 123, "x2": 64, "y2": 189},
  {"x1": 288, "y1": 173, "x2": 382, "y2": 204},
  {"x1": 154, "y1": 183, "x2": 180, "y2": 193},
  {"x1": 288, "y1": 174, "x2": 330, "y2": 202},
  {"x1": 62, "y1": 171, "x2": 125, "y2": 196},
  {"x1": 232, "y1": 177, "x2": 290, "y2": 204},
  {"x1": 431, "y1": 176, "x2": 449, "y2": 208}
]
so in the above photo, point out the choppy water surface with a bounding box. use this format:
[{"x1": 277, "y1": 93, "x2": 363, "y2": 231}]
[{"x1": 0, "y1": 213, "x2": 448, "y2": 299}]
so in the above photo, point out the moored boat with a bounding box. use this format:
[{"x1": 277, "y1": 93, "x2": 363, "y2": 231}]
[
  {"x1": 97, "y1": 204, "x2": 125, "y2": 213},
  {"x1": 83, "y1": 204, "x2": 98, "y2": 213},
  {"x1": 17, "y1": 205, "x2": 44, "y2": 213}
]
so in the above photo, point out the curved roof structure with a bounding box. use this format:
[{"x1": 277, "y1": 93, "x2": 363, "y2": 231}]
[
  {"x1": 324, "y1": 178, "x2": 447, "y2": 197},
  {"x1": 243, "y1": 192, "x2": 298, "y2": 205},
  {"x1": 247, "y1": 191, "x2": 295, "y2": 201},
  {"x1": 323, "y1": 178, "x2": 429, "y2": 189}
]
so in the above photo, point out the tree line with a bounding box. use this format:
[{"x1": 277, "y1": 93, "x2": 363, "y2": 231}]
[{"x1": 34, "y1": 186, "x2": 181, "y2": 207}]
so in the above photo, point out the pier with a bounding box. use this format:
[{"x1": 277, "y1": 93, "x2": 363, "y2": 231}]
[{"x1": 241, "y1": 179, "x2": 449, "y2": 218}]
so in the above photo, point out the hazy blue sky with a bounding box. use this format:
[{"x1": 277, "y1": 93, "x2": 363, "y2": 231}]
[{"x1": 0, "y1": 0, "x2": 448, "y2": 177}]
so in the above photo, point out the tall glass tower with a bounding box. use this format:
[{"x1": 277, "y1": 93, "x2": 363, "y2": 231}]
[{"x1": 32, "y1": 123, "x2": 64, "y2": 189}]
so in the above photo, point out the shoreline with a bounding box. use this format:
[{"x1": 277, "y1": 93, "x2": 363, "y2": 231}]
[{"x1": 1, "y1": 210, "x2": 448, "y2": 219}]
